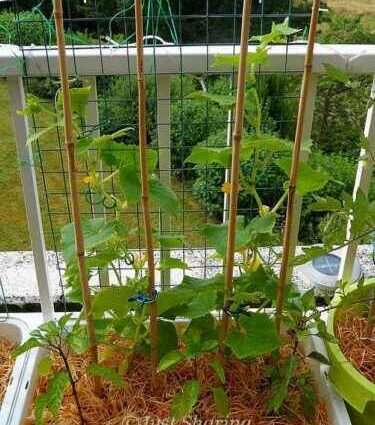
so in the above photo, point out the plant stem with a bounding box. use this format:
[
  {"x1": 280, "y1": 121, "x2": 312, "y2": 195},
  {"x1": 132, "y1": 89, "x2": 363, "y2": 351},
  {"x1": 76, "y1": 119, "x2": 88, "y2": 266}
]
[
  {"x1": 239, "y1": 169, "x2": 263, "y2": 210},
  {"x1": 219, "y1": 0, "x2": 253, "y2": 357},
  {"x1": 275, "y1": 0, "x2": 321, "y2": 334},
  {"x1": 59, "y1": 348, "x2": 86, "y2": 425},
  {"x1": 53, "y1": 0, "x2": 99, "y2": 389},
  {"x1": 303, "y1": 296, "x2": 375, "y2": 323},
  {"x1": 134, "y1": 305, "x2": 147, "y2": 345},
  {"x1": 103, "y1": 169, "x2": 119, "y2": 183},
  {"x1": 110, "y1": 262, "x2": 123, "y2": 285},
  {"x1": 251, "y1": 186, "x2": 263, "y2": 211},
  {"x1": 271, "y1": 189, "x2": 288, "y2": 214},
  {"x1": 134, "y1": 0, "x2": 158, "y2": 382},
  {"x1": 256, "y1": 298, "x2": 271, "y2": 313}
]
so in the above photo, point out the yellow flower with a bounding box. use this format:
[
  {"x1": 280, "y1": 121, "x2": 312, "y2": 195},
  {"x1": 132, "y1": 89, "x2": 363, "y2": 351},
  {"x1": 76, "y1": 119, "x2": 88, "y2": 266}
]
[
  {"x1": 248, "y1": 255, "x2": 261, "y2": 271},
  {"x1": 83, "y1": 175, "x2": 95, "y2": 185},
  {"x1": 259, "y1": 205, "x2": 270, "y2": 217},
  {"x1": 221, "y1": 182, "x2": 232, "y2": 194}
]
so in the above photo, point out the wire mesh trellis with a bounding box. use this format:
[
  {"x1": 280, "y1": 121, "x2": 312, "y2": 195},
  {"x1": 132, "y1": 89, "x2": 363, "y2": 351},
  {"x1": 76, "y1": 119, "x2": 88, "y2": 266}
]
[
  {"x1": 0, "y1": 278, "x2": 9, "y2": 321},
  {"x1": 2, "y1": 0, "x2": 317, "y2": 310}
]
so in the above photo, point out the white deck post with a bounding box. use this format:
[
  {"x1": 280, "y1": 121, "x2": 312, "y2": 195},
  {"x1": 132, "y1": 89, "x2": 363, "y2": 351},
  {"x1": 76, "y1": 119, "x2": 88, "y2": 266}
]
[
  {"x1": 156, "y1": 75, "x2": 172, "y2": 289},
  {"x1": 223, "y1": 75, "x2": 237, "y2": 223},
  {"x1": 287, "y1": 74, "x2": 319, "y2": 279},
  {"x1": 339, "y1": 75, "x2": 375, "y2": 282},
  {"x1": 85, "y1": 76, "x2": 110, "y2": 286},
  {"x1": 7, "y1": 76, "x2": 54, "y2": 320}
]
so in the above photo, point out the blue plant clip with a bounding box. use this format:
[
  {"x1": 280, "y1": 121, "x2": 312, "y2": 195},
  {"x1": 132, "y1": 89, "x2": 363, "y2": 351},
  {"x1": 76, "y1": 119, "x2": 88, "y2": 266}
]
[
  {"x1": 223, "y1": 301, "x2": 250, "y2": 317},
  {"x1": 128, "y1": 289, "x2": 158, "y2": 306}
]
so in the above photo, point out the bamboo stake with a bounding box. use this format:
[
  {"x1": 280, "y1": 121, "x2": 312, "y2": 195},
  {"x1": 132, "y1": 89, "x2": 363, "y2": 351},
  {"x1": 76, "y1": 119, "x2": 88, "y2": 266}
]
[
  {"x1": 53, "y1": 0, "x2": 99, "y2": 374},
  {"x1": 219, "y1": 0, "x2": 252, "y2": 355},
  {"x1": 275, "y1": 0, "x2": 321, "y2": 334},
  {"x1": 134, "y1": 0, "x2": 158, "y2": 379}
]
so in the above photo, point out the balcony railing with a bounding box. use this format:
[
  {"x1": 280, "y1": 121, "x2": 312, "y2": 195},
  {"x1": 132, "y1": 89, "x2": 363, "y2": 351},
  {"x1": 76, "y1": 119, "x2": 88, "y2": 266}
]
[{"x1": 2, "y1": 43, "x2": 375, "y2": 320}]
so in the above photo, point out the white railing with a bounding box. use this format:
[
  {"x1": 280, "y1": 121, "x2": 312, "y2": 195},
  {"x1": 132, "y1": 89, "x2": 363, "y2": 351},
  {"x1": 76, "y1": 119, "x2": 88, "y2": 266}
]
[{"x1": 3, "y1": 43, "x2": 375, "y2": 320}]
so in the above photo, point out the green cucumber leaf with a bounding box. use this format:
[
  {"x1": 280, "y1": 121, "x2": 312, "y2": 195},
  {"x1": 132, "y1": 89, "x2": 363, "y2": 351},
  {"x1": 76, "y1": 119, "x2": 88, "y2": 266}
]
[
  {"x1": 157, "y1": 320, "x2": 179, "y2": 359},
  {"x1": 159, "y1": 257, "x2": 189, "y2": 271},
  {"x1": 309, "y1": 197, "x2": 342, "y2": 212},
  {"x1": 149, "y1": 176, "x2": 179, "y2": 215},
  {"x1": 171, "y1": 379, "x2": 200, "y2": 421},
  {"x1": 61, "y1": 218, "x2": 118, "y2": 265},
  {"x1": 187, "y1": 91, "x2": 236, "y2": 108},
  {"x1": 92, "y1": 286, "x2": 133, "y2": 317},
  {"x1": 208, "y1": 360, "x2": 226, "y2": 384},
  {"x1": 119, "y1": 167, "x2": 141, "y2": 204},
  {"x1": 275, "y1": 158, "x2": 331, "y2": 195},
  {"x1": 212, "y1": 386, "x2": 229, "y2": 417},
  {"x1": 227, "y1": 313, "x2": 281, "y2": 359},
  {"x1": 185, "y1": 145, "x2": 232, "y2": 167},
  {"x1": 157, "y1": 350, "x2": 184, "y2": 372}
]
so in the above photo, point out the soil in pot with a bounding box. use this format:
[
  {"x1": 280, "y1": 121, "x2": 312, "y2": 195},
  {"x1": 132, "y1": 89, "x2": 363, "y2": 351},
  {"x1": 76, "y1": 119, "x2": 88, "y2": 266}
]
[
  {"x1": 24, "y1": 344, "x2": 330, "y2": 425},
  {"x1": 0, "y1": 337, "x2": 16, "y2": 405},
  {"x1": 335, "y1": 312, "x2": 375, "y2": 383}
]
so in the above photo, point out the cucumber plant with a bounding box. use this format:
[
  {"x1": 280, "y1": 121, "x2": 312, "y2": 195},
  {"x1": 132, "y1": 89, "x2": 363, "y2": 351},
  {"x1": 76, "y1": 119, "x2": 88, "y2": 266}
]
[
  {"x1": 13, "y1": 18, "x2": 375, "y2": 425},
  {"x1": 186, "y1": 18, "x2": 332, "y2": 272}
]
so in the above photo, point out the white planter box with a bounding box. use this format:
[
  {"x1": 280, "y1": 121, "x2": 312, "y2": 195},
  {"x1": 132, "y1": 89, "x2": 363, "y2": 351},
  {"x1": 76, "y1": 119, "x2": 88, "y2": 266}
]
[
  {"x1": 305, "y1": 333, "x2": 352, "y2": 425},
  {"x1": 14, "y1": 315, "x2": 352, "y2": 425},
  {"x1": 0, "y1": 318, "x2": 40, "y2": 425}
]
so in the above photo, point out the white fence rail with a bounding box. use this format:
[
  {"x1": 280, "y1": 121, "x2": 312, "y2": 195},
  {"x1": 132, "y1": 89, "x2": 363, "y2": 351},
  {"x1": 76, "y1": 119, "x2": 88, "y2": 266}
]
[{"x1": 1, "y1": 44, "x2": 375, "y2": 76}]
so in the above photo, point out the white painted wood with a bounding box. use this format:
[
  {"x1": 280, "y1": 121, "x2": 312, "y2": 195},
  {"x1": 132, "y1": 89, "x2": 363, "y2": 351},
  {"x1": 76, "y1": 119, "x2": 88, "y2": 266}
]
[
  {"x1": 85, "y1": 76, "x2": 110, "y2": 286},
  {"x1": 339, "y1": 75, "x2": 375, "y2": 282},
  {"x1": 156, "y1": 75, "x2": 172, "y2": 289},
  {"x1": 287, "y1": 74, "x2": 319, "y2": 279},
  {"x1": 0, "y1": 318, "x2": 41, "y2": 425},
  {"x1": 223, "y1": 75, "x2": 237, "y2": 223},
  {"x1": 1, "y1": 44, "x2": 375, "y2": 77},
  {"x1": 7, "y1": 76, "x2": 54, "y2": 320}
]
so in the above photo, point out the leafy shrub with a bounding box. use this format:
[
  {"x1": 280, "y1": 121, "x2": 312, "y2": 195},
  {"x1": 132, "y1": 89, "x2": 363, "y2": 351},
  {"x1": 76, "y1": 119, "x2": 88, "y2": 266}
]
[
  {"x1": 98, "y1": 75, "x2": 227, "y2": 176},
  {"x1": 170, "y1": 101, "x2": 227, "y2": 177},
  {"x1": 313, "y1": 13, "x2": 374, "y2": 156},
  {"x1": 312, "y1": 75, "x2": 372, "y2": 157},
  {"x1": 98, "y1": 76, "x2": 144, "y2": 142},
  {"x1": 0, "y1": 10, "x2": 46, "y2": 45},
  {"x1": 299, "y1": 151, "x2": 375, "y2": 242},
  {"x1": 0, "y1": 9, "x2": 96, "y2": 99},
  {"x1": 318, "y1": 13, "x2": 375, "y2": 44}
]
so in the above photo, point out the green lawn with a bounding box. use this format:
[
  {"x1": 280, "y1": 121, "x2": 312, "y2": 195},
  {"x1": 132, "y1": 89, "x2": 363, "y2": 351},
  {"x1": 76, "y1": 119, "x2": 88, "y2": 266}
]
[
  {"x1": 0, "y1": 80, "x2": 215, "y2": 251},
  {"x1": 0, "y1": 79, "x2": 30, "y2": 250},
  {"x1": 326, "y1": 0, "x2": 375, "y2": 15},
  {"x1": 326, "y1": 0, "x2": 375, "y2": 28}
]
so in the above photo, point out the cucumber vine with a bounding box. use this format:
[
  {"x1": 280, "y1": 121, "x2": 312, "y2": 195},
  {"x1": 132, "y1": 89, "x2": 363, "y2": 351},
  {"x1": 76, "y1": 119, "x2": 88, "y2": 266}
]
[{"x1": 13, "y1": 17, "x2": 375, "y2": 425}]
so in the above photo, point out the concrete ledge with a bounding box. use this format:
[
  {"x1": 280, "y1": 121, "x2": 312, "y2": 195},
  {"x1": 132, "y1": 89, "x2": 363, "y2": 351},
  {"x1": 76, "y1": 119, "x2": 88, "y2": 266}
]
[{"x1": 0, "y1": 245, "x2": 373, "y2": 306}]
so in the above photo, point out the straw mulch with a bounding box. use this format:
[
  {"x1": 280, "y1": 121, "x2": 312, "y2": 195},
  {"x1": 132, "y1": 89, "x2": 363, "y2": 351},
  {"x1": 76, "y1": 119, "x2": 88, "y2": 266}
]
[
  {"x1": 24, "y1": 344, "x2": 330, "y2": 425},
  {"x1": 336, "y1": 313, "x2": 375, "y2": 384},
  {"x1": 0, "y1": 337, "x2": 16, "y2": 405}
]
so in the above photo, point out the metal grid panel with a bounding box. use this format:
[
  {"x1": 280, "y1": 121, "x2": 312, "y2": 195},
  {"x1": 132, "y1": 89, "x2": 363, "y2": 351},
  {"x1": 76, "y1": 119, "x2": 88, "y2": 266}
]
[{"x1": 5, "y1": 1, "x2": 314, "y2": 309}]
